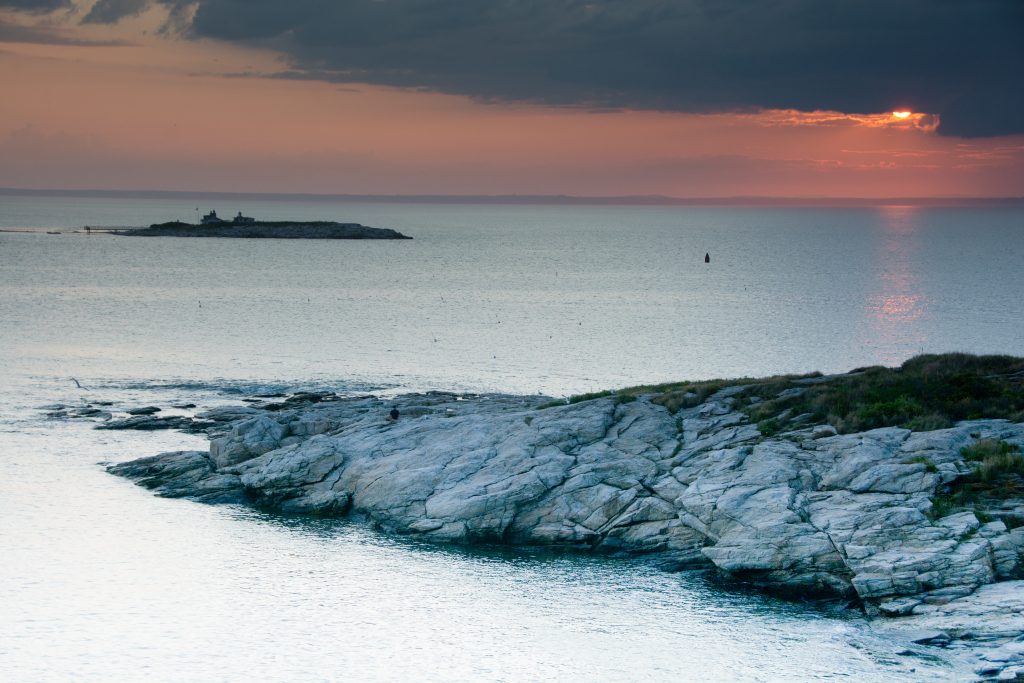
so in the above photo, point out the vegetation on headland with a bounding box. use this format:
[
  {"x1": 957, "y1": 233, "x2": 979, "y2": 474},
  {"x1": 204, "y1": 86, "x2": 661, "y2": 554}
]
[
  {"x1": 738, "y1": 353, "x2": 1024, "y2": 434},
  {"x1": 544, "y1": 353, "x2": 1024, "y2": 435},
  {"x1": 961, "y1": 438, "x2": 1024, "y2": 483},
  {"x1": 930, "y1": 438, "x2": 1024, "y2": 524}
]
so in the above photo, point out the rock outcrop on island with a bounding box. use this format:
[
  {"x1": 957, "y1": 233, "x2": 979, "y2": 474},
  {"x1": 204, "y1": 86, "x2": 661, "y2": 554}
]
[
  {"x1": 117, "y1": 221, "x2": 411, "y2": 239},
  {"x1": 105, "y1": 357, "x2": 1024, "y2": 679}
]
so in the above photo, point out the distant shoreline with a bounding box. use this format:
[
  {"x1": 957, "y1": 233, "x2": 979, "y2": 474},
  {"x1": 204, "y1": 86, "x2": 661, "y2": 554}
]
[{"x1": 2, "y1": 186, "x2": 1022, "y2": 208}]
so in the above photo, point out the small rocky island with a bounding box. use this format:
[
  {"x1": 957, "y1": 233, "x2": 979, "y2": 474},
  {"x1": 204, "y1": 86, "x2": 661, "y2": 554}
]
[
  {"x1": 77, "y1": 353, "x2": 1024, "y2": 679},
  {"x1": 115, "y1": 210, "x2": 411, "y2": 239}
]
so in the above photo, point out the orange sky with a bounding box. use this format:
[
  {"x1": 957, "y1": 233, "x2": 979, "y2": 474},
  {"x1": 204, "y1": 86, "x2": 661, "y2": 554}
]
[{"x1": 1, "y1": 7, "x2": 1023, "y2": 198}]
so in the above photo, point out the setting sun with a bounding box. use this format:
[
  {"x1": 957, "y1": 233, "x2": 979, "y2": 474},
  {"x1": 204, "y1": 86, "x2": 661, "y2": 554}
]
[{"x1": 892, "y1": 111, "x2": 913, "y2": 119}]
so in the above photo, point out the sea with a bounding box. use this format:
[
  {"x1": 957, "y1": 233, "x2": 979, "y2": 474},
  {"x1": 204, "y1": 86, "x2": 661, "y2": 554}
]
[{"x1": 2, "y1": 191, "x2": 1023, "y2": 681}]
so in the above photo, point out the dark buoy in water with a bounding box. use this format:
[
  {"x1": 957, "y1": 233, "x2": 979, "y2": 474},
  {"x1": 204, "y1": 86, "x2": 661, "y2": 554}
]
[{"x1": 704, "y1": 252, "x2": 710, "y2": 263}]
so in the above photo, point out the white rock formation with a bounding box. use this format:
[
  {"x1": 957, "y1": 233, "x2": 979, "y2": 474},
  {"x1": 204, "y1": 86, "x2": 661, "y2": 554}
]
[{"x1": 109, "y1": 389, "x2": 1024, "y2": 679}]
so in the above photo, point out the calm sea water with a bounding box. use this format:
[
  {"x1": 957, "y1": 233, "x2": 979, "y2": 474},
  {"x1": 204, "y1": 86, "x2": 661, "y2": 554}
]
[{"x1": 3, "y1": 193, "x2": 1022, "y2": 681}]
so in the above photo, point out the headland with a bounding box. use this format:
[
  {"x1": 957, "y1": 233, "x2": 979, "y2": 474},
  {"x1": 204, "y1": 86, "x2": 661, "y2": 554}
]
[{"x1": 69, "y1": 353, "x2": 1024, "y2": 679}]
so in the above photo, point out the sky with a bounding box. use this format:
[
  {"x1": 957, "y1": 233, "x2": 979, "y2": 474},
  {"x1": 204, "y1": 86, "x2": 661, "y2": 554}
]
[{"x1": 1, "y1": 0, "x2": 1023, "y2": 198}]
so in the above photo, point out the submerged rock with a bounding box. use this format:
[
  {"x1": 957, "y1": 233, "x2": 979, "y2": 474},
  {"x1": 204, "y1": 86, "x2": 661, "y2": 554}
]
[{"x1": 46, "y1": 404, "x2": 112, "y2": 420}]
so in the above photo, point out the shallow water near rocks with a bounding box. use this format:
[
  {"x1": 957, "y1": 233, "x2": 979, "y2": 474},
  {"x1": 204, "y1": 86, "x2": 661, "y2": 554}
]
[{"x1": 4, "y1": 196, "x2": 1022, "y2": 680}]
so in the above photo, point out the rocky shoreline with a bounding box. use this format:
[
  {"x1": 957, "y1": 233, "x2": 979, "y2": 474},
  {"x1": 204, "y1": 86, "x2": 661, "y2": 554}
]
[
  {"x1": 116, "y1": 221, "x2": 411, "y2": 239},
  {"x1": 91, "y1": 364, "x2": 1024, "y2": 679}
]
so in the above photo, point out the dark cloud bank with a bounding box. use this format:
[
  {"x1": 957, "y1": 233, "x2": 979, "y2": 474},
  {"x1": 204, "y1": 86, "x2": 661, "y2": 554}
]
[
  {"x1": 0, "y1": 0, "x2": 71, "y2": 11},
  {"x1": 29, "y1": 0, "x2": 1024, "y2": 136}
]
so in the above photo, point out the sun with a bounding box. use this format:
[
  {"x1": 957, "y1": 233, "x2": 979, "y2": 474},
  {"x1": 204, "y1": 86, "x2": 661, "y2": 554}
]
[{"x1": 892, "y1": 111, "x2": 912, "y2": 119}]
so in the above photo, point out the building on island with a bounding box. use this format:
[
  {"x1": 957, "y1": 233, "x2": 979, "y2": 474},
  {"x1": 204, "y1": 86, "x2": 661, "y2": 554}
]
[
  {"x1": 200, "y1": 210, "x2": 226, "y2": 225},
  {"x1": 200, "y1": 210, "x2": 257, "y2": 225}
]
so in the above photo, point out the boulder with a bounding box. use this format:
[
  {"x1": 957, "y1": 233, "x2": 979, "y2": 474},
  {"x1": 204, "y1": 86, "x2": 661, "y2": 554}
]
[{"x1": 209, "y1": 416, "x2": 288, "y2": 467}]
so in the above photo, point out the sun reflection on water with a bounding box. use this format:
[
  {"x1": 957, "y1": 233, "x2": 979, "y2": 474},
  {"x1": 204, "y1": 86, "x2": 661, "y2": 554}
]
[{"x1": 865, "y1": 206, "x2": 929, "y2": 364}]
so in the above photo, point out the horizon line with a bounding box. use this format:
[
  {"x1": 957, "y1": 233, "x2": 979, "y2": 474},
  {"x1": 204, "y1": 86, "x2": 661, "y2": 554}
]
[{"x1": 2, "y1": 186, "x2": 1022, "y2": 207}]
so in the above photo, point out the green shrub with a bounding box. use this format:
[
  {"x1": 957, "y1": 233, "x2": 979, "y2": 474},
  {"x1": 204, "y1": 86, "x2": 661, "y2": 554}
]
[
  {"x1": 971, "y1": 450, "x2": 1024, "y2": 484},
  {"x1": 758, "y1": 419, "x2": 782, "y2": 437},
  {"x1": 738, "y1": 353, "x2": 1024, "y2": 434},
  {"x1": 961, "y1": 438, "x2": 1019, "y2": 462},
  {"x1": 932, "y1": 438, "x2": 1024, "y2": 520},
  {"x1": 961, "y1": 438, "x2": 1024, "y2": 484},
  {"x1": 928, "y1": 494, "x2": 955, "y2": 520},
  {"x1": 905, "y1": 413, "x2": 953, "y2": 431}
]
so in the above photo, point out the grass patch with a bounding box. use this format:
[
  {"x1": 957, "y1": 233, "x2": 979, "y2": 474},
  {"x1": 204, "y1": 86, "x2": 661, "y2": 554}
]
[
  {"x1": 901, "y1": 455, "x2": 939, "y2": 473},
  {"x1": 757, "y1": 419, "x2": 783, "y2": 437},
  {"x1": 931, "y1": 439, "x2": 1024, "y2": 520},
  {"x1": 538, "y1": 390, "x2": 638, "y2": 410},
  {"x1": 567, "y1": 389, "x2": 616, "y2": 404},
  {"x1": 975, "y1": 451, "x2": 1024, "y2": 482},
  {"x1": 960, "y1": 439, "x2": 1024, "y2": 483},
  {"x1": 928, "y1": 494, "x2": 957, "y2": 520},
  {"x1": 961, "y1": 438, "x2": 1020, "y2": 461},
  {"x1": 929, "y1": 488, "x2": 997, "y2": 523}
]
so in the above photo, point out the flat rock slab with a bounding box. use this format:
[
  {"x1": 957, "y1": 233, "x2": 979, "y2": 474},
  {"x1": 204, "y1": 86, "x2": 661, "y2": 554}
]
[{"x1": 97, "y1": 415, "x2": 195, "y2": 431}]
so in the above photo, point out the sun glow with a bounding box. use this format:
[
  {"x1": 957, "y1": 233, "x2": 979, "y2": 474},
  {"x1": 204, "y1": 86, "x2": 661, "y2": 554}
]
[{"x1": 892, "y1": 111, "x2": 913, "y2": 119}]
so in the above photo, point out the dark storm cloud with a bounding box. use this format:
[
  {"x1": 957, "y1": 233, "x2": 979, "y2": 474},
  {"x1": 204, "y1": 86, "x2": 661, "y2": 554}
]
[
  {"x1": 0, "y1": 17, "x2": 129, "y2": 44},
  {"x1": 0, "y1": 0, "x2": 70, "y2": 11},
  {"x1": 82, "y1": 0, "x2": 150, "y2": 24},
  {"x1": 90, "y1": 0, "x2": 1024, "y2": 137}
]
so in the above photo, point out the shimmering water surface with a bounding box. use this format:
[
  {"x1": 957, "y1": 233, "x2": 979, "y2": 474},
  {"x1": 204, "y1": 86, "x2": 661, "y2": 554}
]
[{"x1": 2, "y1": 193, "x2": 1023, "y2": 681}]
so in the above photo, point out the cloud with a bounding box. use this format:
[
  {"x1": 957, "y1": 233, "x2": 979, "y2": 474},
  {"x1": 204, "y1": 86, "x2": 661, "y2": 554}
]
[
  {"x1": 0, "y1": 0, "x2": 70, "y2": 12},
  {"x1": 82, "y1": 0, "x2": 150, "y2": 24},
  {"x1": 0, "y1": 18, "x2": 129, "y2": 44},
  {"x1": 79, "y1": 0, "x2": 1024, "y2": 137},
  {"x1": 745, "y1": 110, "x2": 939, "y2": 133}
]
